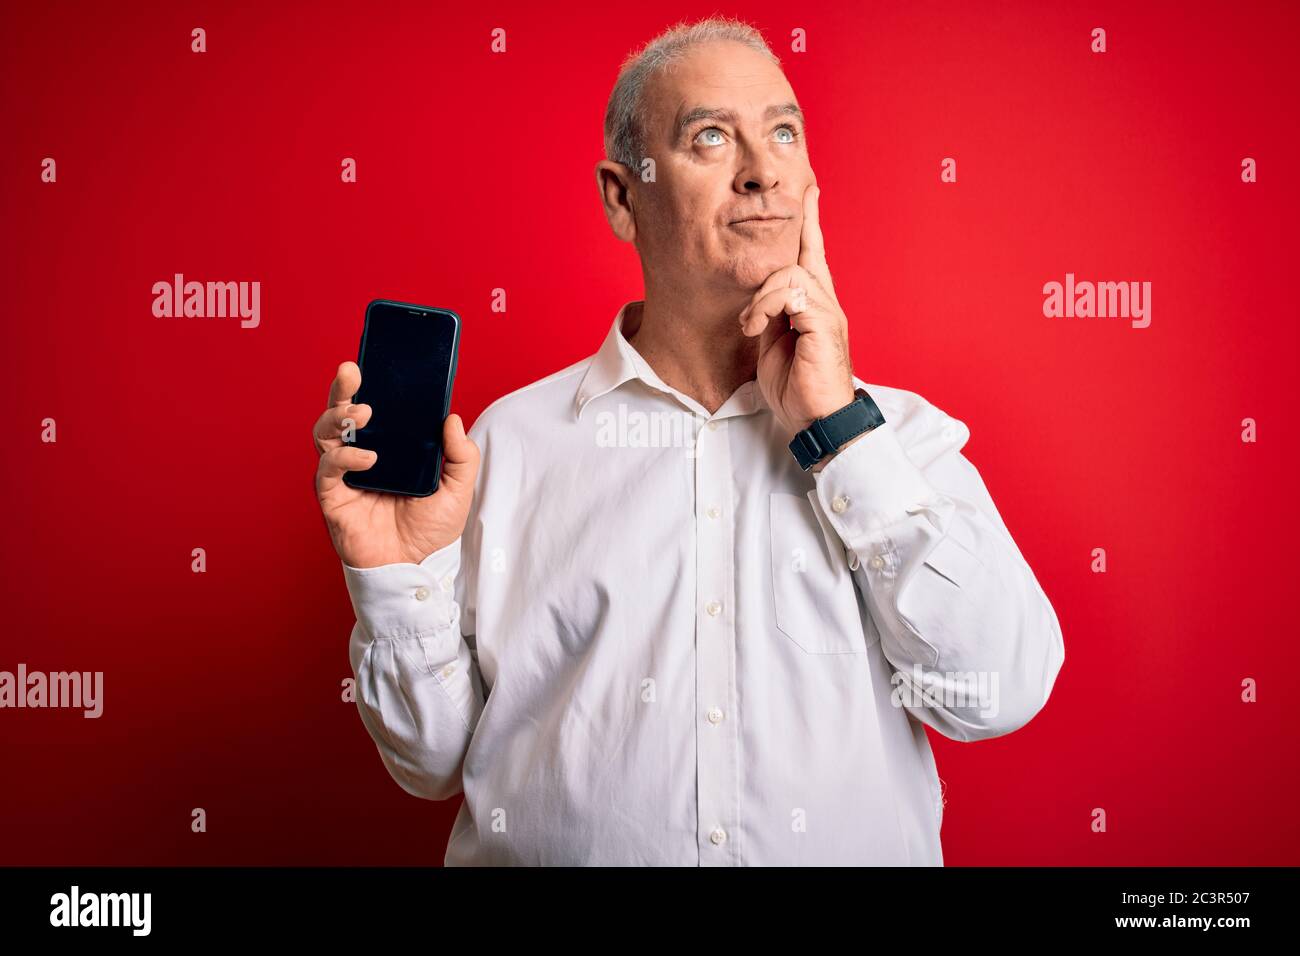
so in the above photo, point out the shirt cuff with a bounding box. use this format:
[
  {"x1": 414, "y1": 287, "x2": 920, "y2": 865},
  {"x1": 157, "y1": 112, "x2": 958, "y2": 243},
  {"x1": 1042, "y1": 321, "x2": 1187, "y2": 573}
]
[
  {"x1": 811, "y1": 421, "x2": 940, "y2": 544},
  {"x1": 341, "y1": 538, "x2": 462, "y2": 641}
]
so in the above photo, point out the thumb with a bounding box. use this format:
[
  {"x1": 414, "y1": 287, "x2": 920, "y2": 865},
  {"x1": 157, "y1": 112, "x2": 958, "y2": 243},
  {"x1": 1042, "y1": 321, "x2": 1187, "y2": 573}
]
[{"x1": 441, "y1": 413, "x2": 480, "y2": 490}]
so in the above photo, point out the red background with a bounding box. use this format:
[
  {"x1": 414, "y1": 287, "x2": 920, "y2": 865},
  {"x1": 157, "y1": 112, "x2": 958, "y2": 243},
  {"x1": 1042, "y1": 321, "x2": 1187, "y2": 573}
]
[{"x1": 2, "y1": 0, "x2": 1296, "y2": 865}]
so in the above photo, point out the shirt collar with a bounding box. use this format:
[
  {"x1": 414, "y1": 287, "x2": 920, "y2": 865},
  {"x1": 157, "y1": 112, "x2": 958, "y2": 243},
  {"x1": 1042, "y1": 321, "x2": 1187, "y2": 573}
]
[{"x1": 573, "y1": 301, "x2": 769, "y2": 422}]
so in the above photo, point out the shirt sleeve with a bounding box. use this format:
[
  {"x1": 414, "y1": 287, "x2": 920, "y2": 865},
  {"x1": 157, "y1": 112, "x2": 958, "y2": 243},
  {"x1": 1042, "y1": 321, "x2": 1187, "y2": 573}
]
[
  {"x1": 809, "y1": 400, "x2": 1065, "y2": 742},
  {"x1": 343, "y1": 536, "x2": 484, "y2": 800}
]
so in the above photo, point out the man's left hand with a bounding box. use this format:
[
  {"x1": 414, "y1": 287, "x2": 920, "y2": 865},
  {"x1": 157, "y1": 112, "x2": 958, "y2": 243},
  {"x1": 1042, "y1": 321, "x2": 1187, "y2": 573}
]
[{"x1": 739, "y1": 183, "x2": 856, "y2": 437}]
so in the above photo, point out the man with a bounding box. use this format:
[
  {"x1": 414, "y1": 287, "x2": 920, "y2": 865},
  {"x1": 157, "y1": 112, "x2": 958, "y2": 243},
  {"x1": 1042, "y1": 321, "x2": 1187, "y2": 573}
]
[{"x1": 313, "y1": 17, "x2": 1064, "y2": 865}]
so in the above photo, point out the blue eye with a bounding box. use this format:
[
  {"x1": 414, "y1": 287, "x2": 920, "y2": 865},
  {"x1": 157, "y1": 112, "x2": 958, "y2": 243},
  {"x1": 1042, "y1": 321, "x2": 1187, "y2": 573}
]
[
  {"x1": 775, "y1": 126, "x2": 796, "y2": 143},
  {"x1": 696, "y1": 127, "x2": 725, "y2": 146}
]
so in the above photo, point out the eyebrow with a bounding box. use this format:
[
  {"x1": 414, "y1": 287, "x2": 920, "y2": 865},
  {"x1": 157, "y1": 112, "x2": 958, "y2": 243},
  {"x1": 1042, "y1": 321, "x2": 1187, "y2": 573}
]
[{"x1": 675, "y1": 102, "x2": 805, "y2": 141}]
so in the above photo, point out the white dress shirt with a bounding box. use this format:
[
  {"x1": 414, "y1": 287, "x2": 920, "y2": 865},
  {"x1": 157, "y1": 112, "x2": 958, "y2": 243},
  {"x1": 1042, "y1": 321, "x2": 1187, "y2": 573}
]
[{"x1": 342, "y1": 300, "x2": 1065, "y2": 865}]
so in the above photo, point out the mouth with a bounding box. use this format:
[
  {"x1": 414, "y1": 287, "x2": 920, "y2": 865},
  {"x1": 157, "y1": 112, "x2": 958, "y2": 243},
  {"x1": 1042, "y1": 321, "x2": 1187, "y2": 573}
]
[{"x1": 728, "y1": 216, "x2": 792, "y2": 227}]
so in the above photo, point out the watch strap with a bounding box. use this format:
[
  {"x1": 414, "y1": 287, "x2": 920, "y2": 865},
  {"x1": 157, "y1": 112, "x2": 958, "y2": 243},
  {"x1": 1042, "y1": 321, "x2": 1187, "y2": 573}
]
[{"x1": 788, "y1": 387, "x2": 885, "y2": 470}]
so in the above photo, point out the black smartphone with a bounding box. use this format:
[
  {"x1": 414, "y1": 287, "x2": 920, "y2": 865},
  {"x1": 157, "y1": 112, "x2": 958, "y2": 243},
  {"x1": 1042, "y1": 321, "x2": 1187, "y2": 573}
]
[{"x1": 342, "y1": 299, "x2": 461, "y2": 497}]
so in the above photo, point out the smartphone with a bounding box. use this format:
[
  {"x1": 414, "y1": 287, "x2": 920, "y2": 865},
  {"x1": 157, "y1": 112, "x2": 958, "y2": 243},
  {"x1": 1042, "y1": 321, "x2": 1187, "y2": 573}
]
[{"x1": 342, "y1": 299, "x2": 461, "y2": 497}]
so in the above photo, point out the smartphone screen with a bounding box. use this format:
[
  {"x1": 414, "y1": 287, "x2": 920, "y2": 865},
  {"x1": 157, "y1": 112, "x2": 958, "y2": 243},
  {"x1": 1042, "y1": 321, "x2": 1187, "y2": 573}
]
[{"x1": 343, "y1": 300, "x2": 460, "y2": 497}]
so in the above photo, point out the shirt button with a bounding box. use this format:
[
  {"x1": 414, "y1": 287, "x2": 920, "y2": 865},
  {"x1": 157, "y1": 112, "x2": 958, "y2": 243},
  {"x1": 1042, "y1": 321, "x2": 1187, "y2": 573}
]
[
  {"x1": 868, "y1": 555, "x2": 886, "y2": 570},
  {"x1": 707, "y1": 707, "x2": 724, "y2": 724},
  {"x1": 705, "y1": 600, "x2": 722, "y2": 617},
  {"x1": 706, "y1": 506, "x2": 720, "y2": 519},
  {"x1": 831, "y1": 495, "x2": 851, "y2": 514},
  {"x1": 847, "y1": 549, "x2": 861, "y2": 571},
  {"x1": 439, "y1": 575, "x2": 454, "y2": 593},
  {"x1": 414, "y1": 586, "x2": 431, "y2": 601},
  {"x1": 710, "y1": 827, "x2": 727, "y2": 845},
  {"x1": 440, "y1": 664, "x2": 455, "y2": 678},
  {"x1": 706, "y1": 420, "x2": 719, "y2": 431}
]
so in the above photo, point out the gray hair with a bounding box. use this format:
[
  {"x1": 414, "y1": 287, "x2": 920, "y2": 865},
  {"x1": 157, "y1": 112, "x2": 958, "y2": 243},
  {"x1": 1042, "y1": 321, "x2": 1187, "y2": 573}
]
[{"x1": 603, "y1": 17, "x2": 780, "y2": 173}]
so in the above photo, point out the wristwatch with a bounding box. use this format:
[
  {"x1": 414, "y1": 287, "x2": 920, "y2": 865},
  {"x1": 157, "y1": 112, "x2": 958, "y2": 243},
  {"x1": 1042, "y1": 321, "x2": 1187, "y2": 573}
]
[{"x1": 788, "y1": 387, "x2": 886, "y2": 471}]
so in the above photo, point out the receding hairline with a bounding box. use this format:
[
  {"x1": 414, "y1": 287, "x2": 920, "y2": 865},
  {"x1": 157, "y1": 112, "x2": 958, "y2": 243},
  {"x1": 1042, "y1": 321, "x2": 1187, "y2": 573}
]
[{"x1": 602, "y1": 18, "x2": 784, "y2": 170}]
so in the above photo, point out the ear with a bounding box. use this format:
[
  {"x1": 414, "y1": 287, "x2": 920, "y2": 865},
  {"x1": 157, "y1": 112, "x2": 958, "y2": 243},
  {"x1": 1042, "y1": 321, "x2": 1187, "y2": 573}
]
[{"x1": 595, "y1": 160, "x2": 637, "y2": 243}]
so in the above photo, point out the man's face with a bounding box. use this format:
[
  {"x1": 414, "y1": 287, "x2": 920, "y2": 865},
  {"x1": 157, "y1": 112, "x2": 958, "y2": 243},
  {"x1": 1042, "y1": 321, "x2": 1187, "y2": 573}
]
[{"x1": 632, "y1": 40, "x2": 815, "y2": 292}]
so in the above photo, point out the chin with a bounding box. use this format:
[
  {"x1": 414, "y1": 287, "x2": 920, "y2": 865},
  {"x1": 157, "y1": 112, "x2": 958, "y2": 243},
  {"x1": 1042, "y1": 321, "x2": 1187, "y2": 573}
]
[{"x1": 730, "y1": 251, "x2": 787, "y2": 289}]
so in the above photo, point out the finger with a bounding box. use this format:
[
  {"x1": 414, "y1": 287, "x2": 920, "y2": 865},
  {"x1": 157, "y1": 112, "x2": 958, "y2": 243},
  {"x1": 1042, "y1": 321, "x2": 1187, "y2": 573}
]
[
  {"x1": 797, "y1": 184, "x2": 827, "y2": 284},
  {"x1": 740, "y1": 285, "x2": 820, "y2": 338},
  {"x1": 316, "y1": 444, "x2": 376, "y2": 497},
  {"x1": 737, "y1": 264, "x2": 810, "y2": 328},
  {"x1": 312, "y1": 402, "x2": 373, "y2": 454},
  {"x1": 328, "y1": 361, "x2": 361, "y2": 408},
  {"x1": 784, "y1": 290, "x2": 840, "y2": 335},
  {"x1": 439, "y1": 413, "x2": 480, "y2": 487},
  {"x1": 756, "y1": 299, "x2": 794, "y2": 362}
]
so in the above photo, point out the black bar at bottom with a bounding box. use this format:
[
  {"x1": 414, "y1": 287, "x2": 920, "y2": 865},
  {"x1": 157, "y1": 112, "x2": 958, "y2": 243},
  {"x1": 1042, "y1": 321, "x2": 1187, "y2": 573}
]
[{"x1": 0, "y1": 865, "x2": 1290, "y2": 941}]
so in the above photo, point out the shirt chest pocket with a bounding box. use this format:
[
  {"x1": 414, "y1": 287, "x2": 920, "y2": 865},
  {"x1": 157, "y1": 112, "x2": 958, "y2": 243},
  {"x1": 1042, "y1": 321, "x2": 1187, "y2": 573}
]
[{"x1": 768, "y1": 491, "x2": 877, "y2": 655}]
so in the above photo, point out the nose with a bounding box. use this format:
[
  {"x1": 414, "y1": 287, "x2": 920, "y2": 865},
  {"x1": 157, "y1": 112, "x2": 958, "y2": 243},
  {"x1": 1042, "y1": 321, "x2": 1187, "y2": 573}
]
[{"x1": 732, "y1": 146, "x2": 780, "y2": 195}]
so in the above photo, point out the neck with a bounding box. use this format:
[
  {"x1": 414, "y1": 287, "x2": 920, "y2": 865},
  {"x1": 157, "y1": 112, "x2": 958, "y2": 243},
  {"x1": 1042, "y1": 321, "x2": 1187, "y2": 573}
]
[{"x1": 624, "y1": 276, "x2": 758, "y2": 415}]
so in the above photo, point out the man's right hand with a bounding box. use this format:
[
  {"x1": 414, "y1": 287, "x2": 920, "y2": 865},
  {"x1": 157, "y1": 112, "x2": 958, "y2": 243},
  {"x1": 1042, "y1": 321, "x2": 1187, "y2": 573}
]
[{"x1": 313, "y1": 360, "x2": 480, "y2": 569}]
